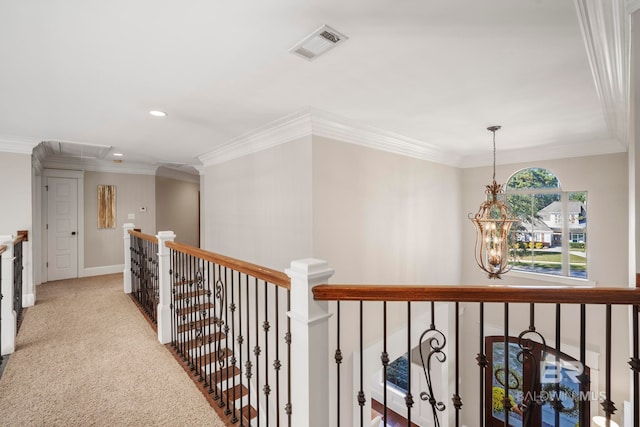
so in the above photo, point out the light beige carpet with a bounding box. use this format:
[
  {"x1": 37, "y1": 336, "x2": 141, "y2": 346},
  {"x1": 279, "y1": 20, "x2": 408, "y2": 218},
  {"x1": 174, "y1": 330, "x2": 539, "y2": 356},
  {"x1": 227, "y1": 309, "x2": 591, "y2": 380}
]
[{"x1": 0, "y1": 274, "x2": 225, "y2": 426}]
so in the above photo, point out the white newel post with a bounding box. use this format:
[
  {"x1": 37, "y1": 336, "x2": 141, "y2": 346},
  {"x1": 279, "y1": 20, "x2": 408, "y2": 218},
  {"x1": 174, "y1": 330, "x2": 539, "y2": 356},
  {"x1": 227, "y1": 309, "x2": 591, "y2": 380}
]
[
  {"x1": 286, "y1": 258, "x2": 334, "y2": 427},
  {"x1": 123, "y1": 223, "x2": 134, "y2": 294},
  {"x1": 156, "y1": 231, "x2": 175, "y2": 344},
  {"x1": 0, "y1": 236, "x2": 16, "y2": 355}
]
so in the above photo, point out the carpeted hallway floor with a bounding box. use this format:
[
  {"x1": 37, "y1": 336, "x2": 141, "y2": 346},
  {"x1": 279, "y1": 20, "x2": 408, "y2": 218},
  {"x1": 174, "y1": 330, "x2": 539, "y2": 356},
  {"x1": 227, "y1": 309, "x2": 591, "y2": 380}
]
[{"x1": 0, "y1": 274, "x2": 225, "y2": 426}]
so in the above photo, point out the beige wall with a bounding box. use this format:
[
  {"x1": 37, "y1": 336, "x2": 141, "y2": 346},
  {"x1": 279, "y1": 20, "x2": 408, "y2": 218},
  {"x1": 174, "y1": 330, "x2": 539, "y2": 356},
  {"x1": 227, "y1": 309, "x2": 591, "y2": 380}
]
[
  {"x1": 203, "y1": 136, "x2": 313, "y2": 270},
  {"x1": 312, "y1": 136, "x2": 462, "y2": 285},
  {"x1": 156, "y1": 175, "x2": 199, "y2": 247},
  {"x1": 0, "y1": 152, "x2": 32, "y2": 236},
  {"x1": 84, "y1": 171, "x2": 155, "y2": 268}
]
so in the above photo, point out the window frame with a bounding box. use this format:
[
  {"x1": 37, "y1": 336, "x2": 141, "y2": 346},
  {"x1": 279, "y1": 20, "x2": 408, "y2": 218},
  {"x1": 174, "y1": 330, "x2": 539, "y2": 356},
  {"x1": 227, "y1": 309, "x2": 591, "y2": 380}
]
[{"x1": 504, "y1": 170, "x2": 593, "y2": 286}]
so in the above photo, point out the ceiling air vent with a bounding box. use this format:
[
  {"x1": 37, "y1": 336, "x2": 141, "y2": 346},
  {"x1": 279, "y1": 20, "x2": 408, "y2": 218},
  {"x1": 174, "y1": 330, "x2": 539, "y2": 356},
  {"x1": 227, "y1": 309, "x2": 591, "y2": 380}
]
[{"x1": 290, "y1": 25, "x2": 348, "y2": 61}]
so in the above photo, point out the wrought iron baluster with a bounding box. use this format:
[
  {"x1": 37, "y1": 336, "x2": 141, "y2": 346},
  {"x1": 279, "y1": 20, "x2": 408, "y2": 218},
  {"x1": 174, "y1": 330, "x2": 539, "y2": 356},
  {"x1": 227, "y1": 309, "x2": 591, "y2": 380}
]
[
  {"x1": 554, "y1": 304, "x2": 561, "y2": 427},
  {"x1": 452, "y1": 302, "x2": 462, "y2": 426},
  {"x1": 477, "y1": 302, "x2": 487, "y2": 423},
  {"x1": 222, "y1": 265, "x2": 231, "y2": 415},
  {"x1": 274, "y1": 285, "x2": 281, "y2": 426},
  {"x1": 263, "y1": 280, "x2": 270, "y2": 427},
  {"x1": 238, "y1": 272, "x2": 244, "y2": 427},
  {"x1": 205, "y1": 261, "x2": 214, "y2": 396},
  {"x1": 381, "y1": 301, "x2": 387, "y2": 427},
  {"x1": 254, "y1": 277, "x2": 261, "y2": 427},
  {"x1": 503, "y1": 303, "x2": 510, "y2": 427},
  {"x1": 517, "y1": 303, "x2": 546, "y2": 425},
  {"x1": 418, "y1": 301, "x2": 446, "y2": 427},
  {"x1": 245, "y1": 274, "x2": 252, "y2": 425},
  {"x1": 602, "y1": 304, "x2": 616, "y2": 421},
  {"x1": 579, "y1": 304, "x2": 588, "y2": 427},
  {"x1": 230, "y1": 270, "x2": 238, "y2": 424},
  {"x1": 195, "y1": 261, "x2": 205, "y2": 382},
  {"x1": 188, "y1": 253, "x2": 196, "y2": 372},
  {"x1": 180, "y1": 251, "x2": 188, "y2": 361},
  {"x1": 358, "y1": 300, "x2": 364, "y2": 427},
  {"x1": 406, "y1": 301, "x2": 413, "y2": 426}
]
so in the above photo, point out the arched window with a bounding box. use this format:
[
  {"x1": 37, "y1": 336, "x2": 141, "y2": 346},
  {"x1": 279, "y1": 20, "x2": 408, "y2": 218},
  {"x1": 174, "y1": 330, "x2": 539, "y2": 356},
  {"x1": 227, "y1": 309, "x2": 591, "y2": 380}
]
[{"x1": 505, "y1": 168, "x2": 587, "y2": 279}]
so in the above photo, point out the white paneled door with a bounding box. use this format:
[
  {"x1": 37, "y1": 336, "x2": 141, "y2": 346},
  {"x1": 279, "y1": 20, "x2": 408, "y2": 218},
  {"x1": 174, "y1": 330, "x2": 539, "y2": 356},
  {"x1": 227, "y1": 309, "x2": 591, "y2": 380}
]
[{"x1": 47, "y1": 177, "x2": 78, "y2": 281}]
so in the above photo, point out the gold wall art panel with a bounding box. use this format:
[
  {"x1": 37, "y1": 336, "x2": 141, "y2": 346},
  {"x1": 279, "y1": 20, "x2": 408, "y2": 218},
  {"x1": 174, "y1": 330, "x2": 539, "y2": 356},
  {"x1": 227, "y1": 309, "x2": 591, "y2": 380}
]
[{"x1": 97, "y1": 185, "x2": 116, "y2": 228}]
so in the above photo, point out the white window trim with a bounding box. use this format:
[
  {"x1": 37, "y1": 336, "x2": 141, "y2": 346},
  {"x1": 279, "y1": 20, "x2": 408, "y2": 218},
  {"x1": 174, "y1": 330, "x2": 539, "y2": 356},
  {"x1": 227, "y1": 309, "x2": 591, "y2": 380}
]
[{"x1": 507, "y1": 269, "x2": 596, "y2": 287}]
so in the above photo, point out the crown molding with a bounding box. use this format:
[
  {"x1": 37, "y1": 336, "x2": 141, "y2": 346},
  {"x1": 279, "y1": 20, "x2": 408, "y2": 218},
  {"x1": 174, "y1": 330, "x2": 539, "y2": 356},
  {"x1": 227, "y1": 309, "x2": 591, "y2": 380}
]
[
  {"x1": 626, "y1": 0, "x2": 640, "y2": 13},
  {"x1": 42, "y1": 156, "x2": 158, "y2": 175},
  {"x1": 0, "y1": 136, "x2": 39, "y2": 154},
  {"x1": 459, "y1": 137, "x2": 626, "y2": 168},
  {"x1": 198, "y1": 108, "x2": 460, "y2": 167},
  {"x1": 156, "y1": 166, "x2": 200, "y2": 184},
  {"x1": 310, "y1": 110, "x2": 461, "y2": 166},
  {"x1": 198, "y1": 110, "x2": 312, "y2": 166},
  {"x1": 574, "y1": 0, "x2": 629, "y2": 146}
]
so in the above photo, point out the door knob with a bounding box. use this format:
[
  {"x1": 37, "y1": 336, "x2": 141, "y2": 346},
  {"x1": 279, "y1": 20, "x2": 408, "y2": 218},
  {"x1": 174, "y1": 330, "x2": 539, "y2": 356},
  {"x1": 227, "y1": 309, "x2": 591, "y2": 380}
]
[{"x1": 71, "y1": 231, "x2": 77, "y2": 235}]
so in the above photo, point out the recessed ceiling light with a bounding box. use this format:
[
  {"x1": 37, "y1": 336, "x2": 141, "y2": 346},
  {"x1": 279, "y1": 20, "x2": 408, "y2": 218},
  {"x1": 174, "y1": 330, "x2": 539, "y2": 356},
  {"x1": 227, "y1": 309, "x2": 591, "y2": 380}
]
[
  {"x1": 113, "y1": 152, "x2": 124, "y2": 157},
  {"x1": 149, "y1": 110, "x2": 167, "y2": 117}
]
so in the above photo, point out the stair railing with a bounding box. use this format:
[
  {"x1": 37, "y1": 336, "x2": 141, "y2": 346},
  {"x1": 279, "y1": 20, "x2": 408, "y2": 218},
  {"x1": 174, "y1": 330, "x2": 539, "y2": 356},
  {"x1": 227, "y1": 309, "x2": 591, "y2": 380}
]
[
  {"x1": 123, "y1": 223, "x2": 639, "y2": 427},
  {"x1": 312, "y1": 283, "x2": 640, "y2": 427},
  {"x1": 127, "y1": 229, "x2": 159, "y2": 324},
  {"x1": 123, "y1": 223, "x2": 300, "y2": 426},
  {"x1": 166, "y1": 240, "x2": 292, "y2": 426},
  {"x1": 0, "y1": 230, "x2": 28, "y2": 357},
  {"x1": 12, "y1": 232, "x2": 26, "y2": 328}
]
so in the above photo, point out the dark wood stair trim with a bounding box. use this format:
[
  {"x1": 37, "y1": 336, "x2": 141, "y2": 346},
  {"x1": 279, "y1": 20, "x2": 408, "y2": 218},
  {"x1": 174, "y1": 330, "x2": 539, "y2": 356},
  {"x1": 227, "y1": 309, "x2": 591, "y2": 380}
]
[
  {"x1": 177, "y1": 317, "x2": 220, "y2": 333},
  {"x1": 165, "y1": 343, "x2": 257, "y2": 426},
  {"x1": 176, "y1": 302, "x2": 214, "y2": 316}
]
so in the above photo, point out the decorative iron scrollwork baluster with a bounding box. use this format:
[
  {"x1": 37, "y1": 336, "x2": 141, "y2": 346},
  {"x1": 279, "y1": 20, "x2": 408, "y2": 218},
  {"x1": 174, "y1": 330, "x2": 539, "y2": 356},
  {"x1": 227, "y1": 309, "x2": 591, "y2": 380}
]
[
  {"x1": 516, "y1": 303, "x2": 546, "y2": 425},
  {"x1": 418, "y1": 302, "x2": 447, "y2": 427}
]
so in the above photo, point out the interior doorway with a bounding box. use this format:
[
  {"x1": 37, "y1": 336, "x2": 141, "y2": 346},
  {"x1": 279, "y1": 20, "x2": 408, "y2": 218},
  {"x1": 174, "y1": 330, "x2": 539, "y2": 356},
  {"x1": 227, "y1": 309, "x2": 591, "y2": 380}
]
[{"x1": 42, "y1": 169, "x2": 84, "y2": 282}]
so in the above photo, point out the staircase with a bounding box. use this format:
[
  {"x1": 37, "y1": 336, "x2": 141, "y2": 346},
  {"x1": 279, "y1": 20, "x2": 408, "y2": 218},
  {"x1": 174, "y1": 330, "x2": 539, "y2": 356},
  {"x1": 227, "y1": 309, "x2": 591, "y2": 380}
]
[{"x1": 171, "y1": 277, "x2": 259, "y2": 426}]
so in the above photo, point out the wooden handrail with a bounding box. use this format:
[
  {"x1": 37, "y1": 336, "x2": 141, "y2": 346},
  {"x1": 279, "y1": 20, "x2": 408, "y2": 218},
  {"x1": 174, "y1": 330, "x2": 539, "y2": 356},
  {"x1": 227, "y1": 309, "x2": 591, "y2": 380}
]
[
  {"x1": 128, "y1": 229, "x2": 158, "y2": 244},
  {"x1": 313, "y1": 284, "x2": 640, "y2": 305},
  {"x1": 0, "y1": 245, "x2": 5, "y2": 256},
  {"x1": 14, "y1": 230, "x2": 28, "y2": 245},
  {"x1": 166, "y1": 241, "x2": 291, "y2": 290}
]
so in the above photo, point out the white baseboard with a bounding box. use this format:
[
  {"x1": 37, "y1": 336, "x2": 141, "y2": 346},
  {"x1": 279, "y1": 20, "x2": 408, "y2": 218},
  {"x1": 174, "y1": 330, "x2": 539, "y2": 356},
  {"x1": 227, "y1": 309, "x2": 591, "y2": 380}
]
[
  {"x1": 81, "y1": 264, "x2": 124, "y2": 278},
  {"x1": 23, "y1": 293, "x2": 35, "y2": 307}
]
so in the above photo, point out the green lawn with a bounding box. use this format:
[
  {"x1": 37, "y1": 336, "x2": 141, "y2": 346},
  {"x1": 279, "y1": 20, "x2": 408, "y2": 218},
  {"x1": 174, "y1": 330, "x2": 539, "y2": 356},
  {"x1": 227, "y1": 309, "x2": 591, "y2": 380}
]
[{"x1": 511, "y1": 251, "x2": 586, "y2": 271}]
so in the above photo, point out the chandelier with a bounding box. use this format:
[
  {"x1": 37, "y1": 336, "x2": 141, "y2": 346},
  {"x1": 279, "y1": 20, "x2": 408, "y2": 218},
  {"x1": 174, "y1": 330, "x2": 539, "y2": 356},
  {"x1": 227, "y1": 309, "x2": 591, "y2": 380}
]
[{"x1": 469, "y1": 126, "x2": 518, "y2": 279}]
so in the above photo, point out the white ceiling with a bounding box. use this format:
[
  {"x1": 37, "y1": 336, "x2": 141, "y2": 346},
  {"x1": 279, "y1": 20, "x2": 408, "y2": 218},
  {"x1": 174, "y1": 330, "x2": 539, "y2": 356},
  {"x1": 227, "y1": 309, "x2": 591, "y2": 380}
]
[{"x1": 0, "y1": 1, "x2": 634, "y2": 171}]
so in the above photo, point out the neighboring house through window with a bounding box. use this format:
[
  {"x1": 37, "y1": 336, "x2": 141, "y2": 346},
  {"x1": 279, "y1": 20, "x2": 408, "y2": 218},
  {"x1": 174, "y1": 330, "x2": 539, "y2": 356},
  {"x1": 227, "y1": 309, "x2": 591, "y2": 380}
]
[{"x1": 505, "y1": 168, "x2": 587, "y2": 279}]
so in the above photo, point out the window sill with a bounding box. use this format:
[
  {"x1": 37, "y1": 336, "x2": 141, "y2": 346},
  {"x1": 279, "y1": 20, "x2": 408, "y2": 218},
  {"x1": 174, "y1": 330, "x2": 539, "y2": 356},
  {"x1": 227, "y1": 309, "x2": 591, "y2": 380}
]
[{"x1": 507, "y1": 270, "x2": 596, "y2": 287}]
